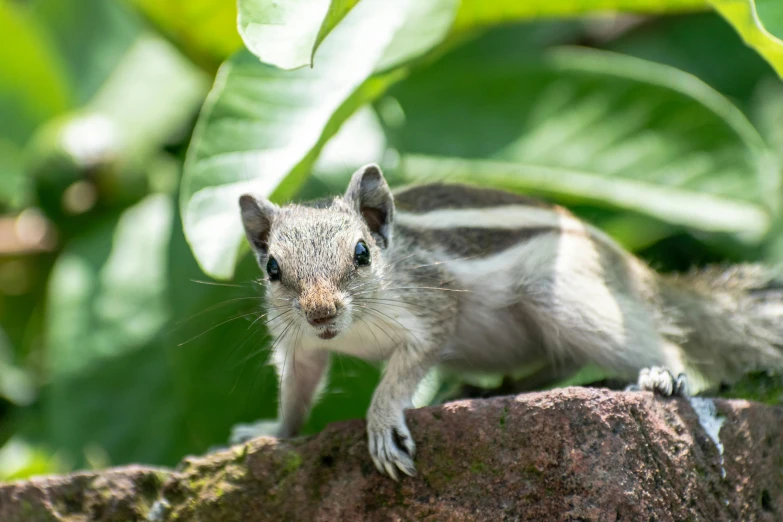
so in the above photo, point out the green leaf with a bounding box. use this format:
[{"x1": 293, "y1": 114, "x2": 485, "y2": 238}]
[
  {"x1": 127, "y1": 0, "x2": 243, "y2": 70},
  {"x1": 32, "y1": 0, "x2": 140, "y2": 105},
  {"x1": 238, "y1": 0, "x2": 360, "y2": 70},
  {"x1": 708, "y1": 0, "x2": 783, "y2": 78},
  {"x1": 452, "y1": 0, "x2": 708, "y2": 33},
  {"x1": 384, "y1": 44, "x2": 778, "y2": 240},
  {"x1": 183, "y1": 0, "x2": 422, "y2": 279}
]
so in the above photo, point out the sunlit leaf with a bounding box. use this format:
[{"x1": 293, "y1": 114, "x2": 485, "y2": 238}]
[
  {"x1": 238, "y1": 0, "x2": 360, "y2": 70},
  {"x1": 385, "y1": 45, "x2": 779, "y2": 239},
  {"x1": 313, "y1": 0, "x2": 363, "y2": 64},
  {"x1": 708, "y1": 0, "x2": 783, "y2": 78}
]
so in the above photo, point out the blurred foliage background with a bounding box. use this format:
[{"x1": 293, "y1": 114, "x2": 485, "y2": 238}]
[{"x1": 1, "y1": 0, "x2": 782, "y2": 481}]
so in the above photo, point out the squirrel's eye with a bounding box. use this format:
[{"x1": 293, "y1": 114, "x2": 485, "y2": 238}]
[
  {"x1": 266, "y1": 256, "x2": 281, "y2": 281},
  {"x1": 354, "y1": 240, "x2": 370, "y2": 267}
]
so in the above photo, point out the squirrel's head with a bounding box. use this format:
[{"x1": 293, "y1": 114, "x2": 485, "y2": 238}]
[{"x1": 238, "y1": 164, "x2": 394, "y2": 341}]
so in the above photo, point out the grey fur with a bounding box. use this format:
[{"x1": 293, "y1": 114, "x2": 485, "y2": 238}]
[{"x1": 237, "y1": 164, "x2": 783, "y2": 480}]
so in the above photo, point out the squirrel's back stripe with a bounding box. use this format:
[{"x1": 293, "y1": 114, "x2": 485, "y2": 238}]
[
  {"x1": 393, "y1": 183, "x2": 551, "y2": 213},
  {"x1": 395, "y1": 224, "x2": 554, "y2": 257},
  {"x1": 395, "y1": 201, "x2": 632, "y2": 264}
]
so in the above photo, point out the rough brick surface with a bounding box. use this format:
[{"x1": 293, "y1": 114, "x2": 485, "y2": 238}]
[{"x1": 1, "y1": 388, "x2": 781, "y2": 521}]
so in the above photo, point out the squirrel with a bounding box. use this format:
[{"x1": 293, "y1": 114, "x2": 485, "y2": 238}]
[{"x1": 236, "y1": 164, "x2": 783, "y2": 480}]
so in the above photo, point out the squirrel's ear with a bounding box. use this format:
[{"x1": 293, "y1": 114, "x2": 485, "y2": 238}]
[
  {"x1": 344, "y1": 164, "x2": 394, "y2": 248},
  {"x1": 239, "y1": 195, "x2": 277, "y2": 255}
]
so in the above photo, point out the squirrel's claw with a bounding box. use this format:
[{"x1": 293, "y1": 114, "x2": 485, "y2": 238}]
[{"x1": 367, "y1": 416, "x2": 417, "y2": 480}]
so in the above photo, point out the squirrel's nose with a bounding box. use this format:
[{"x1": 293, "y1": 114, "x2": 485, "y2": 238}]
[
  {"x1": 306, "y1": 304, "x2": 338, "y2": 327},
  {"x1": 300, "y1": 280, "x2": 341, "y2": 327}
]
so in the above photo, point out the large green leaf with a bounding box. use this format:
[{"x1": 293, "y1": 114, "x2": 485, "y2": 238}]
[
  {"x1": 186, "y1": 0, "x2": 736, "y2": 279},
  {"x1": 237, "y1": 0, "x2": 711, "y2": 72},
  {"x1": 709, "y1": 0, "x2": 783, "y2": 78},
  {"x1": 238, "y1": 0, "x2": 360, "y2": 70},
  {"x1": 183, "y1": 0, "x2": 429, "y2": 279},
  {"x1": 383, "y1": 43, "x2": 778, "y2": 239}
]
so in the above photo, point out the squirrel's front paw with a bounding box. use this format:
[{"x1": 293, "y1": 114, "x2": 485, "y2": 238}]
[{"x1": 367, "y1": 413, "x2": 416, "y2": 480}]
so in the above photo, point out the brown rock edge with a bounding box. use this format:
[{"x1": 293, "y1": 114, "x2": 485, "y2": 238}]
[{"x1": 1, "y1": 388, "x2": 781, "y2": 521}]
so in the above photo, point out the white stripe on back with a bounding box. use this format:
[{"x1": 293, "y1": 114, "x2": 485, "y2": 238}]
[{"x1": 396, "y1": 205, "x2": 562, "y2": 230}]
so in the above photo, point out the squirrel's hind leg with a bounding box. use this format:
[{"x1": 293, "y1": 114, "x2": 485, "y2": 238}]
[{"x1": 627, "y1": 366, "x2": 689, "y2": 397}]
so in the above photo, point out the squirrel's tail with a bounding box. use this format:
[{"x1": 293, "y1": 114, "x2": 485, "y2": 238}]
[{"x1": 659, "y1": 264, "x2": 783, "y2": 387}]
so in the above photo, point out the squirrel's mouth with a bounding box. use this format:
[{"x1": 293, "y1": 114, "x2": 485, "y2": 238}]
[{"x1": 317, "y1": 329, "x2": 338, "y2": 340}]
